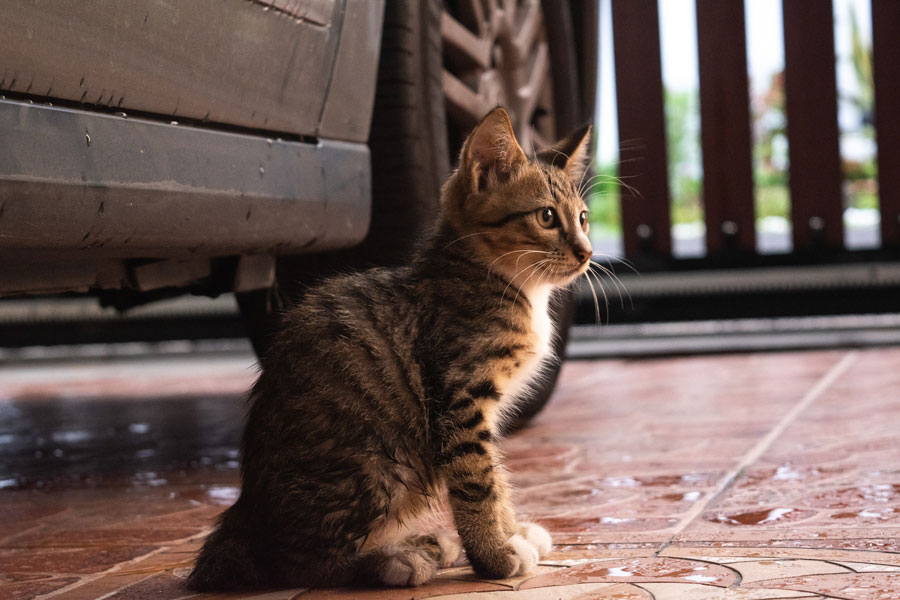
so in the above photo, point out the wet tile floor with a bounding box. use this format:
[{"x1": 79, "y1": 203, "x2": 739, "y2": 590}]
[{"x1": 1, "y1": 347, "x2": 899, "y2": 599}]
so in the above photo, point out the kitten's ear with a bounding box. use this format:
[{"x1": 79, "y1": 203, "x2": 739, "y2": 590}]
[
  {"x1": 459, "y1": 107, "x2": 527, "y2": 193},
  {"x1": 536, "y1": 124, "x2": 593, "y2": 182}
]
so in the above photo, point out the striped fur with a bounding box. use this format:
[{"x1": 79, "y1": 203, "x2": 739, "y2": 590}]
[{"x1": 187, "y1": 108, "x2": 593, "y2": 590}]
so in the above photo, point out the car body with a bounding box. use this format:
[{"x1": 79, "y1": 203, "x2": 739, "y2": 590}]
[{"x1": 1, "y1": 0, "x2": 383, "y2": 297}]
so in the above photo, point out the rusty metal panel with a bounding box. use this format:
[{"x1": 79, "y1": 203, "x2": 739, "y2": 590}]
[
  {"x1": 0, "y1": 100, "x2": 370, "y2": 258},
  {"x1": 0, "y1": 0, "x2": 340, "y2": 136},
  {"x1": 611, "y1": 0, "x2": 672, "y2": 259},
  {"x1": 782, "y1": 0, "x2": 844, "y2": 251},
  {"x1": 696, "y1": 0, "x2": 756, "y2": 255},
  {"x1": 872, "y1": 0, "x2": 900, "y2": 248},
  {"x1": 318, "y1": 0, "x2": 385, "y2": 142}
]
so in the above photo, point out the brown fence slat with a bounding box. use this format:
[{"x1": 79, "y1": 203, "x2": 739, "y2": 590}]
[
  {"x1": 696, "y1": 0, "x2": 756, "y2": 255},
  {"x1": 872, "y1": 0, "x2": 900, "y2": 248},
  {"x1": 611, "y1": 0, "x2": 672, "y2": 259},
  {"x1": 782, "y1": 0, "x2": 844, "y2": 252}
]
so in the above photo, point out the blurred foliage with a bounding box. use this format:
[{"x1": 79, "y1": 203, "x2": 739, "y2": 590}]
[
  {"x1": 848, "y1": 4, "x2": 874, "y2": 126},
  {"x1": 664, "y1": 89, "x2": 703, "y2": 225},
  {"x1": 586, "y1": 168, "x2": 621, "y2": 236},
  {"x1": 588, "y1": 1, "x2": 878, "y2": 233},
  {"x1": 756, "y1": 184, "x2": 790, "y2": 220}
]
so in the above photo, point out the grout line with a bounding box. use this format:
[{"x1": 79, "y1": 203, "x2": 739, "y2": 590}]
[{"x1": 655, "y1": 350, "x2": 860, "y2": 554}]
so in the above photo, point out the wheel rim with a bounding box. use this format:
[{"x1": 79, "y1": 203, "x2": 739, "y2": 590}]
[{"x1": 441, "y1": 0, "x2": 557, "y2": 155}]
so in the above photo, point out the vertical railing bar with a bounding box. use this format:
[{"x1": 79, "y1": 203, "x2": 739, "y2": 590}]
[
  {"x1": 611, "y1": 0, "x2": 672, "y2": 261},
  {"x1": 872, "y1": 0, "x2": 900, "y2": 249},
  {"x1": 781, "y1": 0, "x2": 844, "y2": 253},
  {"x1": 696, "y1": 0, "x2": 756, "y2": 256}
]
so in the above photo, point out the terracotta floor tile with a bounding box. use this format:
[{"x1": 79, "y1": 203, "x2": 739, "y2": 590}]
[
  {"x1": 237, "y1": 590, "x2": 310, "y2": 600},
  {"x1": 728, "y1": 559, "x2": 852, "y2": 583},
  {"x1": 291, "y1": 575, "x2": 510, "y2": 599},
  {"x1": 658, "y1": 547, "x2": 900, "y2": 567},
  {"x1": 836, "y1": 562, "x2": 900, "y2": 573},
  {"x1": 417, "y1": 583, "x2": 653, "y2": 599},
  {"x1": 744, "y1": 572, "x2": 900, "y2": 599},
  {"x1": 5, "y1": 347, "x2": 900, "y2": 598},
  {"x1": 0, "y1": 575, "x2": 82, "y2": 600},
  {"x1": 517, "y1": 557, "x2": 739, "y2": 589},
  {"x1": 639, "y1": 582, "x2": 822, "y2": 598},
  {"x1": 540, "y1": 546, "x2": 657, "y2": 565},
  {"x1": 103, "y1": 571, "x2": 197, "y2": 600},
  {"x1": 0, "y1": 545, "x2": 158, "y2": 575}
]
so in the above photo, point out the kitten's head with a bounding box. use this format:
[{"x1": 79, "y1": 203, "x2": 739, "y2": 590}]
[{"x1": 440, "y1": 107, "x2": 593, "y2": 292}]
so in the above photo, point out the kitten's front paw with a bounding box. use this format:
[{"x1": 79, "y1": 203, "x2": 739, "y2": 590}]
[
  {"x1": 471, "y1": 534, "x2": 539, "y2": 579},
  {"x1": 505, "y1": 533, "x2": 539, "y2": 575},
  {"x1": 518, "y1": 522, "x2": 552, "y2": 557}
]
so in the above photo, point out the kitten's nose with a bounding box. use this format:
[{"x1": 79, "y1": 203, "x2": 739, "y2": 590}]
[{"x1": 574, "y1": 244, "x2": 592, "y2": 264}]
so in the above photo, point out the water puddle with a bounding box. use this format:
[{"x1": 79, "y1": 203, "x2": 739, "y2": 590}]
[
  {"x1": 710, "y1": 507, "x2": 814, "y2": 526},
  {"x1": 832, "y1": 507, "x2": 900, "y2": 521},
  {"x1": 601, "y1": 473, "x2": 714, "y2": 488},
  {"x1": 808, "y1": 484, "x2": 900, "y2": 508},
  {"x1": 600, "y1": 516, "x2": 635, "y2": 525},
  {"x1": 519, "y1": 557, "x2": 737, "y2": 589},
  {"x1": 660, "y1": 490, "x2": 702, "y2": 502},
  {"x1": 207, "y1": 485, "x2": 240, "y2": 505},
  {"x1": 0, "y1": 394, "x2": 243, "y2": 490}
]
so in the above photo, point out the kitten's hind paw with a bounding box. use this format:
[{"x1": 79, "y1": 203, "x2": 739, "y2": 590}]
[
  {"x1": 434, "y1": 534, "x2": 462, "y2": 568},
  {"x1": 379, "y1": 550, "x2": 436, "y2": 587},
  {"x1": 519, "y1": 522, "x2": 552, "y2": 557},
  {"x1": 412, "y1": 533, "x2": 462, "y2": 569}
]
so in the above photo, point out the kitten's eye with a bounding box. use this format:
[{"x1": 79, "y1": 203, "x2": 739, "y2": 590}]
[
  {"x1": 537, "y1": 207, "x2": 557, "y2": 229},
  {"x1": 579, "y1": 211, "x2": 588, "y2": 229}
]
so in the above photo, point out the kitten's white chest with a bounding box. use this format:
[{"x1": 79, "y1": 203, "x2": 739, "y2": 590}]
[
  {"x1": 500, "y1": 286, "x2": 556, "y2": 408},
  {"x1": 528, "y1": 286, "x2": 554, "y2": 359}
]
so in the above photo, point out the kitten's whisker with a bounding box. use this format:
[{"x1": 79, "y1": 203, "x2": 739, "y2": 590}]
[
  {"x1": 578, "y1": 172, "x2": 611, "y2": 196},
  {"x1": 580, "y1": 172, "x2": 643, "y2": 194},
  {"x1": 578, "y1": 172, "x2": 629, "y2": 189},
  {"x1": 442, "y1": 231, "x2": 494, "y2": 249},
  {"x1": 593, "y1": 253, "x2": 641, "y2": 276},
  {"x1": 486, "y1": 249, "x2": 550, "y2": 277},
  {"x1": 514, "y1": 250, "x2": 552, "y2": 271},
  {"x1": 511, "y1": 259, "x2": 555, "y2": 307},
  {"x1": 531, "y1": 260, "x2": 555, "y2": 299},
  {"x1": 582, "y1": 269, "x2": 602, "y2": 326},
  {"x1": 501, "y1": 259, "x2": 551, "y2": 306},
  {"x1": 577, "y1": 155, "x2": 599, "y2": 193},
  {"x1": 590, "y1": 258, "x2": 634, "y2": 295},
  {"x1": 538, "y1": 259, "x2": 556, "y2": 288},
  {"x1": 582, "y1": 178, "x2": 643, "y2": 201},
  {"x1": 501, "y1": 261, "x2": 539, "y2": 307},
  {"x1": 585, "y1": 266, "x2": 610, "y2": 323},
  {"x1": 542, "y1": 146, "x2": 572, "y2": 164},
  {"x1": 591, "y1": 262, "x2": 627, "y2": 310},
  {"x1": 592, "y1": 257, "x2": 638, "y2": 307},
  {"x1": 590, "y1": 262, "x2": 632, "y2": 310}
]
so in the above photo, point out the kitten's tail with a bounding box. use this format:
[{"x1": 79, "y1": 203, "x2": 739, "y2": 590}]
[{"x1": 186, "y1": 500, "x2": 267, "y2": 591}]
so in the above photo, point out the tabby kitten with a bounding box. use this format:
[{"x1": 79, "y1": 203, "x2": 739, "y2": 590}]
[{"x1": 187, "y1": 107, "x2": 593, "y2": 590}]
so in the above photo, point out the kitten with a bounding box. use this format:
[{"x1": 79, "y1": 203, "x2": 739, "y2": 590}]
[{"x1": 187, "y1": 107, "x2": 593, "y2": 590}]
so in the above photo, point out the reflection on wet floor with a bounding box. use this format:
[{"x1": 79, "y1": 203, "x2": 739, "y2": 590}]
[{"x1": 0, "y1": 394, "x2": 243, "y2": 489}]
